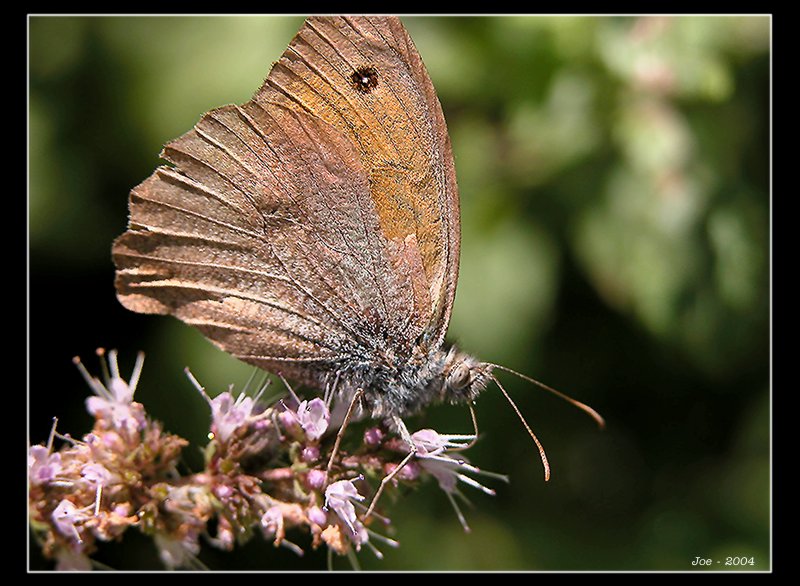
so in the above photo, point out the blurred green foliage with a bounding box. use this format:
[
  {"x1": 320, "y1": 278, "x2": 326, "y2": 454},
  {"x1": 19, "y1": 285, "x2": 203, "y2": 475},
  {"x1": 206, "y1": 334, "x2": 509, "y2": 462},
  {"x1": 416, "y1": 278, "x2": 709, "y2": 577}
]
[{"x1": 29, "y1": 16, "x2": 769, "y2": 571}]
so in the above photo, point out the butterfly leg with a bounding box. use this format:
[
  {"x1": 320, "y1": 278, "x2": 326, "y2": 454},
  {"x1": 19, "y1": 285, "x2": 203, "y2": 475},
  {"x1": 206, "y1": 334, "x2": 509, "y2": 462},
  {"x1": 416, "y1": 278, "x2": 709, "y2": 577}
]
[
  {"x1": 362, "y1": 415, "x2": 417, "y2": 521},
  {"x1": 325, "y1": 387, "x2": 364, "y2": 484}
]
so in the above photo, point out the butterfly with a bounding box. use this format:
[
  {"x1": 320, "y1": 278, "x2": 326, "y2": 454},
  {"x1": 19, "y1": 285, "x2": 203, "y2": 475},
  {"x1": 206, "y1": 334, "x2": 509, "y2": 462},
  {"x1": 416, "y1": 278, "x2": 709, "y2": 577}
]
[{"x1": 112, "y1": 17, "x2": 602, "y2": 510}]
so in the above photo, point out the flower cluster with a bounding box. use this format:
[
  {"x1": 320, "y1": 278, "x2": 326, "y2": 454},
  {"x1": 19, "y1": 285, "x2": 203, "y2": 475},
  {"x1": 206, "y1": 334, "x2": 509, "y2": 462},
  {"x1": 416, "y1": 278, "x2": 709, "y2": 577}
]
[
  {"x1": 29, "y1": 350, "x2": 504, "y2": 570},
  {"x1": 28, "y1": 351, "x2": 187, "y2": 570}
]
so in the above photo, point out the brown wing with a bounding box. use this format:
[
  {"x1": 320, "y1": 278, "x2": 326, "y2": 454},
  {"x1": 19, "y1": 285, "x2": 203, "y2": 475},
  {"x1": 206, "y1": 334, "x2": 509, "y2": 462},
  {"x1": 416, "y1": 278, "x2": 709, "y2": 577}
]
[{"x1": 113, "y1": 16, "x2": 460, "y2": 383}]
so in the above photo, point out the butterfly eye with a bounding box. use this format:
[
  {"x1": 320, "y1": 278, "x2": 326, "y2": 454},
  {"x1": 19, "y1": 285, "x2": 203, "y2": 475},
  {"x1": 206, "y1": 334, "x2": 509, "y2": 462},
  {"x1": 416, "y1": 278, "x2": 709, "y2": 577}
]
[{"x1": 448, "y1": 362, "x2": 471, "y2": 390}]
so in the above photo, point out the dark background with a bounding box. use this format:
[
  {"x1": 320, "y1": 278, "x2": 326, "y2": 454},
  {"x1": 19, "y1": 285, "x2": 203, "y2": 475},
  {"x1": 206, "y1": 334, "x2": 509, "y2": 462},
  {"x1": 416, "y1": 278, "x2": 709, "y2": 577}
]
[{"x1": 29, "y1": 15, "x2": 770, "y2": 571}]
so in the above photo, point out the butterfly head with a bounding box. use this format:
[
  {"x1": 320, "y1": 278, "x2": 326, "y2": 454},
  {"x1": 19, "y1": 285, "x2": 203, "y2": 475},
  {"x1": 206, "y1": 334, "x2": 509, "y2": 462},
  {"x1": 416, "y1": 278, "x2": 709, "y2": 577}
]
[{"x1": 440, "y1": 347, "x2": 494, "y2": 405}]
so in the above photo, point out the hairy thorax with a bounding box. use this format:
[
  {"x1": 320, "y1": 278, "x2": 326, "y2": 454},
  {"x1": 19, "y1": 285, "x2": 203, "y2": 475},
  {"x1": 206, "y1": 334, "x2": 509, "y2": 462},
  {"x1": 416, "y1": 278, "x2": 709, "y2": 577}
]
[{"x1": 329, "y1": 344, "x2": 494, "y2": 420}]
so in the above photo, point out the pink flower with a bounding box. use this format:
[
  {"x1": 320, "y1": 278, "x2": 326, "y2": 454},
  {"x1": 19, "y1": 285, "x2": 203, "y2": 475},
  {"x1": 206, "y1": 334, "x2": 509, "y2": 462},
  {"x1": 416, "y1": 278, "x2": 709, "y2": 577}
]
[
  {"x1": 363, "y1": 426, "x2": 384, "y2": 447},
  {"x1": 52, "y1": 499, "x2": 94, "y2": 543},
  {"x1": 409, "y1": 429, "x2": 497, "y2": 496},
  {"x1": 28, "y1": 445, "x2": 63, "y2": 485},
  {"x1": 409, "y1": 428, "x2": 505, "y2": 532},
  {"x1": 260, "y1": 506, "x2": 283, "y2": 536},
  {"x1": 278, "y1": 409, "x2": 297, "y2": 431},
  {"x1": 214, "y1": 484, "x2": 234, "y2": 500},
  {"x1": 410, "y1": 429, "x2": 474, "y2": 457},
  {"x1": 306, "y1": 469, "x2": 326, "y2": 490},
  {"x1": 186, "y1": 369, "x2": 268, "y2": 444},
  {"x1": 77, "y1": 350, "x2": 146, "y2": 431},
  {"x1": 301, "y1": 445, "x2": 320, "y2": 463},
  {"x1": 307, "y1": 505, "x2": 327, "y2": 526},
  {"x1": 386, "y1": 460, "x2": 421, "y2": 482},
  {"x1": 417, "y1": 454, "x2": 491, "y2": 494},
  {"x1": 260, "y1": 506, "x2": 305, "y2": 557},
  {"x1": 81, "y1": 463, "x2": 113, "y2": 487},
  {"x1": 208, "y1": 392, "x2": 257, "y2": 443},
  {"x1": 324, "y1": 478, "x2": 365, "y2": 540},
  {"x1": 295, "y1": 398, "x2": 330, "y2": 440}
]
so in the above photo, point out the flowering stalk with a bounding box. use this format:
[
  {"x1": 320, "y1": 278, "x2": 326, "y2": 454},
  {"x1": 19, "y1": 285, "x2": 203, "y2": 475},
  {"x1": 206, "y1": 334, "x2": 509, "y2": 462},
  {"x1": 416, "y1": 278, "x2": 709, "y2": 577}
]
[{"x1": 29, "y1": 350, "x2": 504, "y2": 570}]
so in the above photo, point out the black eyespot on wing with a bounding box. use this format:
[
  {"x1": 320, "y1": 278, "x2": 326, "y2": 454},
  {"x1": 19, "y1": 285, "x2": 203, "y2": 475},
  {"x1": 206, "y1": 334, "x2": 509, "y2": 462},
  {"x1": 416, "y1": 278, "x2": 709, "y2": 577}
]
[{"x1": 350, "y1": 66, "x2": 379, "y2": 93}]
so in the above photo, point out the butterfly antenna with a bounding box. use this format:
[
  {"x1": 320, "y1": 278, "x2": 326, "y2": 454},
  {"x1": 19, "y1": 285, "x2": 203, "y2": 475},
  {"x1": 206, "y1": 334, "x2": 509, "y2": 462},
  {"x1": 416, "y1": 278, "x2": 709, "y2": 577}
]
[
  {"x1": 488, "y1": 364, "x2": 605, "y2": 430},
  {"x1": 489, "y1": 374, "x2": 550, "y2": 482}
]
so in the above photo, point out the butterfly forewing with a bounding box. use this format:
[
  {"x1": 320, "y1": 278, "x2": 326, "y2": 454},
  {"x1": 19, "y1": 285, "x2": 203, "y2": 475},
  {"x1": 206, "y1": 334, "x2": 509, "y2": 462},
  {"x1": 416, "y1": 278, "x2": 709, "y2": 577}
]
[
  {"x1": 266, "y1": 16, "x2": 461, "y2": 347},
  {"x1": 113, "y1": 16, "x2": 460, "y2": 385}
]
